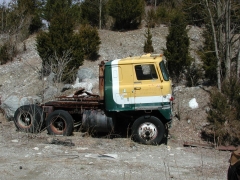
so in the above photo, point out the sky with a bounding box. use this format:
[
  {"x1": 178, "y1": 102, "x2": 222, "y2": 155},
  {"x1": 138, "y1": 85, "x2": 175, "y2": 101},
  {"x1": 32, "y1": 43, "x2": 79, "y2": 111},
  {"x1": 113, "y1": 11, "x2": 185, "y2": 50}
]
[{"x1": 0, "y1": 0, "x2": 11, "y2": 5}]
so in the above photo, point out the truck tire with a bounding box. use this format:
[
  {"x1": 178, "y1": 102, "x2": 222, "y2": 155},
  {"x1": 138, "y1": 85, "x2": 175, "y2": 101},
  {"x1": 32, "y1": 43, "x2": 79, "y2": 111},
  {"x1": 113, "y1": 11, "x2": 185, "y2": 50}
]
[
  {"x1": 132, "y1": 116, "x2": 165, "y2": 145},
  {"x1": 14, "y1": 104, "x2": 44, "y2": 133},
  {"x1": 46, "y1": 110, "x2": 73, "y2": 136}
]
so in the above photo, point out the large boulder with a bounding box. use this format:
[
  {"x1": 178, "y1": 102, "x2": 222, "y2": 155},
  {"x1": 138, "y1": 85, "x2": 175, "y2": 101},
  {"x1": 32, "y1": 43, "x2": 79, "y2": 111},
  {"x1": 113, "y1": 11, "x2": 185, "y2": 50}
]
[
  {"x1": 43, "y1": 85, "x2": 58, "y2": 101},
  {"x1": 1, "y1": 95, "x2": 41, "y2": 120},
  {"x1": 77, "y1": 68, "x2": 96, "y2": 81}
]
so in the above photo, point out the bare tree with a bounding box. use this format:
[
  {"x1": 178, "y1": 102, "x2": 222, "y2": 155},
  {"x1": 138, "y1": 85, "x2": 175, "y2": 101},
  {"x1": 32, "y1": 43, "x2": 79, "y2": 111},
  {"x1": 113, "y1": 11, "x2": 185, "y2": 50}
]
[
  {"x1": 45, "y1": 50, "x2": 76, "y2": 83},
  {"x1": 203, "y1": 0, "x2": 240, "y2": 91}
]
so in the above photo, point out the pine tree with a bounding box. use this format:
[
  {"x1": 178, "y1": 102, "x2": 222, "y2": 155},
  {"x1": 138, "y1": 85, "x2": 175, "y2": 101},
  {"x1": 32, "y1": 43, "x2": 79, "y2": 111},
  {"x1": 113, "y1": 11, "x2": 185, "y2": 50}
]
[
  {"x1": 163, "y1": 13, "x2": 192, "y2": 82},
  {"x1": 108, "y1": 0, "x2": 144, "y2": 30},
  {"x1": 36, "y1": 0, "x2": 84, "y2": 82},
  {"x1": 76, "y1": 24, "x2": 101, "y2": 59},
  {"x1": 144, "y1": 27, "x2": 154, "y2": 53},
  {"x1": 44, "y1": 0, "x2": 72, "y2": 22},
  {"x1": 80, "y1": 0, "x2": 107, "y2": 28},
  {"x1": 199, "y1": 24, "x2": 218, "y2": 84},
  {"x1": 182, "y1": 0, "x2": 205, "y2": 27}
]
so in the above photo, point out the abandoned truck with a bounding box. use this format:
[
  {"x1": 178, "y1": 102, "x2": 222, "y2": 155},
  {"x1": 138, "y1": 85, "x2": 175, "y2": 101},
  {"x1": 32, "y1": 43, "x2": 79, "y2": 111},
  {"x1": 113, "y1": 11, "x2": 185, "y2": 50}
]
[{"x1": 14, "y1": 54, "x2": 173, "y2": 145}]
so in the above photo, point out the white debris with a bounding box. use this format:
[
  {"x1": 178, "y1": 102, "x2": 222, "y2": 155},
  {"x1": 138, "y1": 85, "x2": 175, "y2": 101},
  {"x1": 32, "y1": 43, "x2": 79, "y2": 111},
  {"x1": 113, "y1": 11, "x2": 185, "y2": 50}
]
[
  {"x1": 189, "y1": 98, "x2": 198, "y2": 109},
  {"x1": 11, "y1": 139, "x2": 19, "y2": 143},
  {"x1": 33, "y1": 147, "x2": 39, "y2": 151},
  {"x1": 76, "y1": 147, "x2": 88, "y2": 150}
]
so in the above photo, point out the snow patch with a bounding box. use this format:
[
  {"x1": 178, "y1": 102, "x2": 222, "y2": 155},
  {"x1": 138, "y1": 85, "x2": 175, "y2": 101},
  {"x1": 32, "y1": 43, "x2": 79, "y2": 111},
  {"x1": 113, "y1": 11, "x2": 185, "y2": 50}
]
[{"x1": 189, "y1": 98, "x2": 198, "y2": 109}]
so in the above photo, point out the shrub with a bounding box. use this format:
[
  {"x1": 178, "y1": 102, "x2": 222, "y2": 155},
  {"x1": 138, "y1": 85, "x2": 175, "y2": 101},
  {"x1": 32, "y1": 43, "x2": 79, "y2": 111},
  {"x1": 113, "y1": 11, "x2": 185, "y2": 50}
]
[
  {"x1": 185, "y1": 61, "x2": 203, "y2": 87},
  {"x1": 205, "y1": 78, "x2": 240, "y2": 145},
  {"x1": 0, "y1": 42, "x2": 17, "y2": 65}
]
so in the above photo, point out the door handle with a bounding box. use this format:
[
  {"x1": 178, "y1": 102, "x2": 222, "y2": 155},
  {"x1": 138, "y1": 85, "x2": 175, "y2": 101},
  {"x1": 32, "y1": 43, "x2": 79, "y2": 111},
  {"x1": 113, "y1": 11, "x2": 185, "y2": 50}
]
[
  {"x1": 134, "y1": 87, "x2": 141, "y2": 90},
  {"x1": 157, "y1": 85, "x2": 163, "y2": 89}
]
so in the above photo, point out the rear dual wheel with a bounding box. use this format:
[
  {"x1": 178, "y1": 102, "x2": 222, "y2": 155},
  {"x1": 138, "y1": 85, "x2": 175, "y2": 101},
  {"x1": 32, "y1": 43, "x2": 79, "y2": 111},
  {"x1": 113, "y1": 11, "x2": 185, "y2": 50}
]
[
  {"x1": 132, "y1": 116, "x2": 165, "y2": 145},
  {"x1": 14, "y1": 105, "x2": 44, "y2": 133},
  {"x1": 46, "y1": 110, "x2": 73, "y2": 136}
]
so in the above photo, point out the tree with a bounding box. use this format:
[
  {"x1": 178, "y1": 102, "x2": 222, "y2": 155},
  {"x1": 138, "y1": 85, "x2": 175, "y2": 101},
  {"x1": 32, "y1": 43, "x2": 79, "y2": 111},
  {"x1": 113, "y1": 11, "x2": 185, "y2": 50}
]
[
  {"x1": 17, "y1": 0, "x2": 43, "y2": 34},
  {"x1": 36, "y1": 0, "x2": 84, "y2": 82},
  {"x1": 163, "y1": 13, "x2": 192, "y2": 82},
  {"x1": 77, "y1": 24, "x2": 101, "y2": 59},
  {"x1": 203, "y1": 0, "x2": 240, "y2": 90},
  {"x1": 0, "y1": 0, "x2": 42, "y2": 65},
  {"x1": 199, "y1": 24, "x2": 218, "y2": 84},
  {"x1": 144, "y1": 27, "x2": 154, "y2": 53},
  {"x1": 108, "y1": 0, "x2": 144, "y2": 30},
  {"x1": 182, "y1": 0, "x2": 205, "y2": 27},
  {"x1": 43, "y1": 0, "x2": 72, "y2": 22},
  {"x1": 145, "y1": 8, "x2": 158, "y2": 28},
  {"x1": 80, "y1": 0, "x2": 107, "y2": 29}
]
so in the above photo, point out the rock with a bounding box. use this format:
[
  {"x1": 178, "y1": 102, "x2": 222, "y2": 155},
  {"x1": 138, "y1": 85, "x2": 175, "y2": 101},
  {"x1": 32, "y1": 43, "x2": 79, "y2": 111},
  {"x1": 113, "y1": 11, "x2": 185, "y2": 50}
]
[
  {"x1": 43, "y1": 86, "x2": 58, "y2": 101},
  {"x1": 46, "y1": 72, "x2": 56, "y2": 85},
  {"x1": 72, "y1": 78, "x2": 95, "y2": 92},
  {"x1": 77, "y1": 68, "x2": 95, "y2": 81},
  {"x1": 47, "y1": 137, "x2": 54, "y2": 144},
  {"x1": 1, "y1": 95, "x2": 41, "y2": 119}
]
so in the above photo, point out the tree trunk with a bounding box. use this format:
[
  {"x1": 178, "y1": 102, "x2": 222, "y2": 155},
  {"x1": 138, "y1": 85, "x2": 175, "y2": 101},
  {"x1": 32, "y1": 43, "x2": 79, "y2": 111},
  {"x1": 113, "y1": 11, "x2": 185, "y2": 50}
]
[
  {"x1": 225, "y1": 0, "x2": 231, "y2": 79},
  {"x1": 205, "y1": 0, "x2": 222, "y2": 91},
  {"x1": 237, "y1": 39, "x2": 240, "y2": 79},
  {"x1": 99, "y1": 0, "x2": 102, "y2": 29}
]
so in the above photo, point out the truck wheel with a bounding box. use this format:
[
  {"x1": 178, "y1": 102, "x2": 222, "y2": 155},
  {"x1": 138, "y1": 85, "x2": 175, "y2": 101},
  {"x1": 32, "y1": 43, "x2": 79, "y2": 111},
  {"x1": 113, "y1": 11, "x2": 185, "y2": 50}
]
[
  {"x1": 132, "y1": 116, "x2": 165, "y2": 145},
  {"x1": 14, "y1": 104, "x2": 44, "y2": 133},
  {"x1": 46, "y1": 110, "x2": 73, "y2": 136}
]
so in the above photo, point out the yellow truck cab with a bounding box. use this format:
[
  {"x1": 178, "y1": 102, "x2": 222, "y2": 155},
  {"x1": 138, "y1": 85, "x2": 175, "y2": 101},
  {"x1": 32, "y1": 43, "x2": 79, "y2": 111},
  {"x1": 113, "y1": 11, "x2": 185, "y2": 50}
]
[{"x1": 104, "y1": 54, "x2": 173, "y2": 144}]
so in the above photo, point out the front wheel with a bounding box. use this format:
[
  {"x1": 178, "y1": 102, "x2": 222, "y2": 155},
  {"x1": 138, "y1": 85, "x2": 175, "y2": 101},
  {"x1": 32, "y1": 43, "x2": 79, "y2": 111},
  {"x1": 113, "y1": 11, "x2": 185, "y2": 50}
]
[
  {"x1": 46, "y1": 110, "x2": 73, "y2": 136},
  {"x1": 132, "y1": 116, "x2": 165, "y2": 145}
]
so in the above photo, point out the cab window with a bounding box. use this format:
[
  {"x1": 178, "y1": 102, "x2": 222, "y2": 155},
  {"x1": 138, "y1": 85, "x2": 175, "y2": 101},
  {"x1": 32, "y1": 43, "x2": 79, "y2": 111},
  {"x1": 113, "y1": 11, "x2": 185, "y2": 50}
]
[
  {"x1": 159, "y1": 61, "x2": 169, "y2": 81},
  {"x1": 134, "y1": 64, "x2": 158, "y2": 80}
]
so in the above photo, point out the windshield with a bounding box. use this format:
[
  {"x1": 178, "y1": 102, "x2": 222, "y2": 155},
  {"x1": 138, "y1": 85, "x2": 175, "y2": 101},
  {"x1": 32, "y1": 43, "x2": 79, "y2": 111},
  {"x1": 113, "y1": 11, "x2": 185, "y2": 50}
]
[{"x1": 159, "y1": 61, "x2": 169, "y2": 81}]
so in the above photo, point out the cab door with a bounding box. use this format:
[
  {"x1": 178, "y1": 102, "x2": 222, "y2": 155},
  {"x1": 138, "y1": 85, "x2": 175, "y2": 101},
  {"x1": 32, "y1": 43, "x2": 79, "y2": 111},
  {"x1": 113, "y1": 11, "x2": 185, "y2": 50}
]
[{"x1": 133, "y1": 63, "x2": 163, "y2": 110}]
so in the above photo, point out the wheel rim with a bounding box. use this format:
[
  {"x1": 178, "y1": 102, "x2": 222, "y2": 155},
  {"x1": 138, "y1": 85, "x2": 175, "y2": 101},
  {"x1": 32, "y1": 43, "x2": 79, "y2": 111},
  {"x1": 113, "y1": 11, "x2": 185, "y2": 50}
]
[
  {"x1": 50, "y1": 116, "x2": 66, "y2": 134},
  {"x1": 18, "y1": 112, "x2": 32, "y2": 128},
  {"x1": 138, "y1": 122, "x2": 158, "y2": 141}
]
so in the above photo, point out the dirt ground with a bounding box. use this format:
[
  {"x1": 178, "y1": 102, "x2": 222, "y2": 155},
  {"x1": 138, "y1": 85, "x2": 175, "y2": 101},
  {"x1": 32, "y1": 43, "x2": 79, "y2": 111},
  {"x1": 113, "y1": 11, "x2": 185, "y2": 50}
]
[{"x1": 0, "y1": 112, "x2": 231, "y2": 180}]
